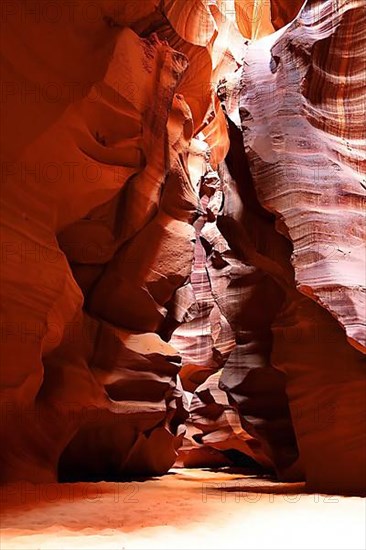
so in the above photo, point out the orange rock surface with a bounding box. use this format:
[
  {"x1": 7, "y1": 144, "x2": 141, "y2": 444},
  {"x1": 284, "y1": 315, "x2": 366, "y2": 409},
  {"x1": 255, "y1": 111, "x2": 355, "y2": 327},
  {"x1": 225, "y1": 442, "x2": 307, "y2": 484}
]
[{"x1": 0, "y1": 0, "x2": 365, "y2": 495}]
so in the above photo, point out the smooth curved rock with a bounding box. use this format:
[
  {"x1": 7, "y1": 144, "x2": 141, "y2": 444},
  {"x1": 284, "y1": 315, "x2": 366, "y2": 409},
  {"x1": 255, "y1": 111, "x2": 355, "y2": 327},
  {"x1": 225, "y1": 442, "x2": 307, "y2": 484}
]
[
  {"x1": 222, "y1": 0, "x2": 366, "y2": 493},
  {"x1": 1, "y1": 0, "x2": 365, "y2": 495}
]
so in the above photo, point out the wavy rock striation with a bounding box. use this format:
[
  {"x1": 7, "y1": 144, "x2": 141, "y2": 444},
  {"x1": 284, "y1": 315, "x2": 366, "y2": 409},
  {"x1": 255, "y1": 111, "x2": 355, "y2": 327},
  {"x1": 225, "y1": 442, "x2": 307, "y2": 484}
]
[
  {"x1": 1, "y1": 1, "x2": 191, "y2": 482},
  {"x1": 221, "y1": 0, "x2": 366, "y2": 493},
  {"x1": 0, "y1": 0, "x2": 365, "y2": 494}
]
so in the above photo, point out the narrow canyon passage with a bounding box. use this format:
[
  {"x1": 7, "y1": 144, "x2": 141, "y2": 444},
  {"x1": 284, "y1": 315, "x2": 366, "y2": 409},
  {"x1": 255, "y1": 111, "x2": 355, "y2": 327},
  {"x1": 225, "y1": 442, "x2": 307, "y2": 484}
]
[{"x1": 1, "y1": 1, "x2": 365, "y2": 549}]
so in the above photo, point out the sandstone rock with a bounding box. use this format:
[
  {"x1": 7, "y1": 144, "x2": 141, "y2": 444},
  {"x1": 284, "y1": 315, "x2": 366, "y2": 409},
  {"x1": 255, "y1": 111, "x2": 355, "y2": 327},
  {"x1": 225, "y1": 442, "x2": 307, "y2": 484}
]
[
  {"x1": 221, "y1": 0, "x2": 366, "y2": 493},
  {"x1": 0, "y1": 1, "x2": 191, "y2": 482},
  {"x1": 1, "y1": 0, "x2": 365, "y2": 496}
]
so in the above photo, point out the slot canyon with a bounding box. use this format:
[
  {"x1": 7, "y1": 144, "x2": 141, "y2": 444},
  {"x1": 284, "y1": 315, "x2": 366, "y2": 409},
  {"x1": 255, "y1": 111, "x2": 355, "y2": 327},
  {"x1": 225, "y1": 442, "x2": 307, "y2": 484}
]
[{"x1": 0, "y1": 0, "x2": 365, "y2": 548}]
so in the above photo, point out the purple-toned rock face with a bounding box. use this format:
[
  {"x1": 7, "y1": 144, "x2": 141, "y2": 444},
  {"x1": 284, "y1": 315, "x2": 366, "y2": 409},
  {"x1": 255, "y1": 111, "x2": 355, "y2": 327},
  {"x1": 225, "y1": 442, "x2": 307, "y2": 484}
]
[{"x1": 1, "y1": 0, "x2": 365, "y2": 495}]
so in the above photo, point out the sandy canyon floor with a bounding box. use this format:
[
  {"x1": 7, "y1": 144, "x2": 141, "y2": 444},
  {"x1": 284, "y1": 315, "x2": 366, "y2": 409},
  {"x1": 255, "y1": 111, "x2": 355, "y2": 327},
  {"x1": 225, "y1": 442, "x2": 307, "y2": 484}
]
[{"x1": 1, "y1": 468, "x2": 365, "y2": 550}]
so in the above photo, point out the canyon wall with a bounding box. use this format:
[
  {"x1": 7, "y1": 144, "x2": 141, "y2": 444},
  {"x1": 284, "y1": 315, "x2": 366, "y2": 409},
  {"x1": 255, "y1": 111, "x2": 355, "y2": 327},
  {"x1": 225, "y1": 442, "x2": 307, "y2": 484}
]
[{"x1": 1, "y1": 0, "x2": 365, "y2": 494}]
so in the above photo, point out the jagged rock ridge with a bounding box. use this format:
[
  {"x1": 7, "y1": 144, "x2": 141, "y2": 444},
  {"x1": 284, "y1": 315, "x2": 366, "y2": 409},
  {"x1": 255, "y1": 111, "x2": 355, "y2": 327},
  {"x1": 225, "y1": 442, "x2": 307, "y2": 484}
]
[{"x1": 0, "y1": 0, "x2": 365, "y2": 494}]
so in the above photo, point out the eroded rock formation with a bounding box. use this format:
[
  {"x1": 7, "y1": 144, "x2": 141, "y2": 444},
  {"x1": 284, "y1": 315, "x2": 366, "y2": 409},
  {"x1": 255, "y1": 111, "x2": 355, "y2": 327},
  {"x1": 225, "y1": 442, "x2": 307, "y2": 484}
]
[{"x1": 1, "y1": 0, "x2": 365, "y2": 494}]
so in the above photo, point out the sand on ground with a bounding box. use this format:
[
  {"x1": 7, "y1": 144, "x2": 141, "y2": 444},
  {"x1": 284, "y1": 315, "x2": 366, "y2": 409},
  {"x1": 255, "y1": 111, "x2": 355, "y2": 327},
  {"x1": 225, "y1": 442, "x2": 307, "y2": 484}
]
[{"x1": 1, "y1": 468, "x2": 365, "y2": 550}]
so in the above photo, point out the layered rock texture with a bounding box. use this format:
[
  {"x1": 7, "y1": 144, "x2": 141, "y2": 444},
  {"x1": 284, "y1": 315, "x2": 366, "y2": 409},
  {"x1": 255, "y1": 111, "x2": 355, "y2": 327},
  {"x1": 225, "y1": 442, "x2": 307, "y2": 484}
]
[{"x1": 1, "y1": 0, "x2": 365, "y2": 494}]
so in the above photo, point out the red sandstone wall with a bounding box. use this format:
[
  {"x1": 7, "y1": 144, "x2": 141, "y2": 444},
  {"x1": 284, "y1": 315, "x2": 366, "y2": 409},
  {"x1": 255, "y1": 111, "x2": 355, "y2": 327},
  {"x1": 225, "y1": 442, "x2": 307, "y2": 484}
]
[{"x1": 0, "y1": 0, "x2": 365, "y2": 494}]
